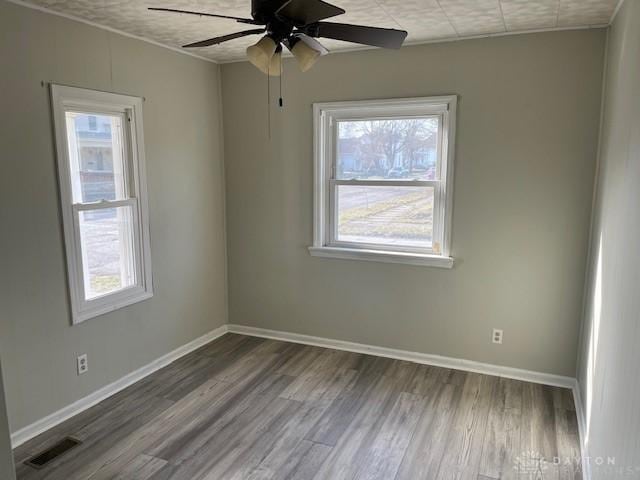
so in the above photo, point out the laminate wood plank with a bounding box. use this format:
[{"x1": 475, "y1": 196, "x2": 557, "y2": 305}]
[
  {"x1": 478, "y1": 378, "x2": 523, "y2": 480},
  {"x1": 395, "y1": 382, "x2": 461, "y2": 480},
  {"x1": 247, "y1": 368, "x2": 357, "y2": 480},
  {"x1": 519, "y1": 383, "x2": 561, "y2": 480},
  {"x1": 279, "y1": 350, "x2": 356, "y2": 402},
  {"x1": 552, "y1": 387, "x2": 576, "y2": 412},
  {"x1": 193, "y1": 333, "x2": 262, "y2": 358},
  {"x1": 124, "y1": 384, "x2": 296, "y2": 480},
  {"x1": 151, "y1": 355, "x2": 232, "y2": 402},
  {"x1": 198, "y1": 398, "x2": 303, "y2": 480},
  {"x1": 354, "y1": 391, "x2": 425, "y2": 480},
  {"x1": 141, "y1": 344, "x2": 299, "y2": 464},
  {"x1": 276, "y1": 346, "x2": 328, "y2": 377},
  {"x1": 279, "y1": 441, "x2": 332, "y2": 480},
  {"x1": 160, "y1": 395, "x2": 299, "y2": 479},
  {"x1": 13, "y1": 364, "x2": 179, "y2": 460},
  {"x1": 521, "y1": 383, "x2": 559, "y2": 461},
  {"x1": 382, "y1": 360, "x2": 419, "y2": 385},
  {"x1": 304, "y1": 355, "x2": 395, "y2": 446},
  {"x1": 15, "y1": 394, "x2": 174, "y2": 480},
  {"x1": 87, "y1": 346, "x2": 301, "y2": 480},
  {"x1": 434, "y1": 373, "x2": 498, "y2": 480},
  {"x1": 439, "y1": 369, "x2": 469, "y2": 387},
  {"x1": 13, "y1": 335, "x2": 582, "y2": 480},
  {"x1": 149, "y1": 374, "x2": 295, "y2": 463},
  {"x1": 113, "y1": 454, "x2": 167, "y2": 480},
  {"x1": 82, "y1": 378, "x2": 233, "y2": 480},
  {"x1": 311, "y1": 372, "x2": 400, "y2": 479},
  {"x1": 554, "y1": 399, "x2": 581, "y2": 479},
  {"x1": 161, "y1": 336, "x2": 281, "y2": 401},
  {"x1": 402, "y1": 363, "x2": 442, "y2": 398}
]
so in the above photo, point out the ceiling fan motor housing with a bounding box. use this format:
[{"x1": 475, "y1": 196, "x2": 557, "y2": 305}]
[
  {"x1": 252, "y1": 0, "x2": 295, "y2": 42},
  {"x1": 252, "y1": 0, "x2": 282, "y2": 24}
]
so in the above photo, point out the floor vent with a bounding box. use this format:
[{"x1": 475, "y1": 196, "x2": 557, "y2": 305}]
[{"x1": 24, "y1": 437, "x2": 82, "y2": 469}]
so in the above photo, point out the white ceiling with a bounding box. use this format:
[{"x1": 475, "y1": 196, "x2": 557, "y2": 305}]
[{"x1": 17, "y1": 0, "x2": 619, "y2": 62}]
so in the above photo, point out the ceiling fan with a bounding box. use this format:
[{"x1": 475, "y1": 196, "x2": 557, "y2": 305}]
[{"x1": 149, "y1": 0, "x2": 408, "y2": 75}]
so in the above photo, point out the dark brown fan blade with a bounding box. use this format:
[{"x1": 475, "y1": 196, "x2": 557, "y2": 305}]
[
  {"x1": 306, "y1": 22, "x2": 407, "y2": 49},
  {"x1": 148, "y1": 8, "x2": 263, "y2": 25},
  {"x1": 276, "y1": 0, "x2": 345, "y2": 27},
  {"x1": 183, "y1": 29, "x2": 266, "y2": 48}
]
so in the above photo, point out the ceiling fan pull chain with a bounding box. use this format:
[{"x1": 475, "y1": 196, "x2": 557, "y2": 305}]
[
  {"x1": 279, "y1": 61, "x2": 284, "y2": 108},
  {"x1": 267, "y1": 66, "x2": 271, "y2": 139}
]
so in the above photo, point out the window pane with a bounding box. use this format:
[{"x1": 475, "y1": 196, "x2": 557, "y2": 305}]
[
  {"x1": 79, "y1": 207, "x2": 136, "y2": 299},
  {"x1": 337, "y1": 118, "x2": 439, "y2": 180},
  {"x1": 336, "y1": 186, "x2": 434, "y2": 249},
  {"x1": 65, "y1": 112, "x2": 127, "y2": 203}
]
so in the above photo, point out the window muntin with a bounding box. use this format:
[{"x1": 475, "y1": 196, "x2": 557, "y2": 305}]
[
  {"x1": 313, "y1": 97, "x2": 456, "y2": 262},
  {"x1": 51, "y1": 85, "x2": 153, "y2": 323}
]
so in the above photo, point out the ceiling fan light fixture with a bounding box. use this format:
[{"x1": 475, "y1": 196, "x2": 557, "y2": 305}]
[
  {"x1": 290, "y1": 38, "x2": 322, "y2": 72},
  {"x1": 246, "y1": 36, "x2": 278, "y2": 74}
]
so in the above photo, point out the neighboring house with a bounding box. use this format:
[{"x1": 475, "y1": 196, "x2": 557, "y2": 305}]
[
  {"x1": 74, "y1": 114, "x2": 116, "y2": 202},
  {"x1": 337, "y1": 137, "x2": 361, "y2": 174},
  {"x1": 338, "y1": 130, "x2": 437, "y2": 177}
]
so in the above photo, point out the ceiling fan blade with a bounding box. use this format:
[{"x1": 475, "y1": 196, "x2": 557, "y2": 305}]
[
  {"x1": 183, "y1": 29, "x2": 266, "y2": 48},
  {"x1": 291, "y1": 33, "x2": 329, "y2": 55},
  {"x1": 306, "y1": 22, "x2": 408, "y2": 49},
  {"x1": 276, "y1": 0, "x2": 345, "y2": 27},
  {"x1": 148, "y1": 8, "x2": 263, "y2": 25}
]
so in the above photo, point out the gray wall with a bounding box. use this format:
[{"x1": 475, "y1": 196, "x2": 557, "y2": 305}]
[
  {"x1": 221, "y1": 29, "x2": 605, "y2": 377},
  {"x1": 0, "y1": 360, "x2": 16, "y2": 480},
  {"x1": 0, "y1": 1, "x2": 227, "y2": 432},
  {"x1": 576, "y1": 0, "x2": 640, "y2": 476}
]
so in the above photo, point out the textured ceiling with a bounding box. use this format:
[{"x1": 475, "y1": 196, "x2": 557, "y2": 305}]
[{"x1": 19, "y1": 0, "x2": 618, "y2": 62}]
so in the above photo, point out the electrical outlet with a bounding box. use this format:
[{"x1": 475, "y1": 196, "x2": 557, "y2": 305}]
[
  {"x1": 77, "y1": 354, "x2": 88, "y2": 375},
  {"x1": 492, "y1": 329, "x2": 503, "y2": 344}
]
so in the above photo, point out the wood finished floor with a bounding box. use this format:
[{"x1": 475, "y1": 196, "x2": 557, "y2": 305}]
[{"x1": 13, "y1": 334, "x2": 582, "y2": 480}]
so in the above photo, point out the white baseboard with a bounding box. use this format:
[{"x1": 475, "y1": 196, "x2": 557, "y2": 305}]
[
  {"x1": 10, "y1": 324, "x2": 229, "y2": 449},
  {"x1": 11, "y1": 323, "x2": 582, "y2": 457},
  {"x1": 227, "y1": 324, "x2": 576, "y2": 389}
]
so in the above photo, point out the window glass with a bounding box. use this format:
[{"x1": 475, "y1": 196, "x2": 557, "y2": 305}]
[
  {"x1": 78, "y1": 207, "x2": 136, "y2": 299},
  {"x1": 336, "y1": 185, "x2": 434, "y2": 249},
  {"x1": 336, "y1": 118, "x2": 439, "y2": 181},
  {"x1": 65, "y1": 112, "x2": 127, "y2": 203}
]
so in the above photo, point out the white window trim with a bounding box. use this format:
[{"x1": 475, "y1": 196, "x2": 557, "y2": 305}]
[
  {"x1": 51, "y1": 85, "x2": 153, "y2": 324},
  {"x1": 309, "y1": 96, "x2": 457, "y2": 268}
]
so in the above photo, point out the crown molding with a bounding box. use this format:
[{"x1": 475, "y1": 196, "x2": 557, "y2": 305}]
[{"x1": 218, "y1": 23, "x2": 608, "y2": 64}]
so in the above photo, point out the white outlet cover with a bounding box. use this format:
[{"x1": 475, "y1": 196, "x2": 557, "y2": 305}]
[
  {"x1": 492, "y1": 329, "x2": 503, "y2": 344},
  {"x1": 77, "y1": 354, "x2": 88, "y2": 375}
]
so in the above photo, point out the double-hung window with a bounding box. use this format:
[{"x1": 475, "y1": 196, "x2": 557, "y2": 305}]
[
  {"x1": 51, "y1": 85, "x2": 153, "y2": 323},
  {"x1": 310, "y1": 96, "x2": 456, "y2": 268}
]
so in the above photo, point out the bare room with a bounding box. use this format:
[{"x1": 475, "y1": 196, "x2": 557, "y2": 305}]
[{"x1": 1, "y1": 0, "x2": 639, "y2": 478}]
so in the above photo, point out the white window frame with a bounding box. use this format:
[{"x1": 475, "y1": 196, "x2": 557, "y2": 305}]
[
  {"x1": 309, "y1": 96, "x2": 457, "y2": 268},
  {"x1": 51, "y1": 85, "x2": 153, "y2": 324}
]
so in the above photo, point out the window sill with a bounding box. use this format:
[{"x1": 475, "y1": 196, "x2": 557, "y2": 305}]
[
  {"x1": 308, "y1": 246, "x2": 454, "y2": 268},
  {"x1": 74, "y1": 290, "x2": 153, "y2": 324}
]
